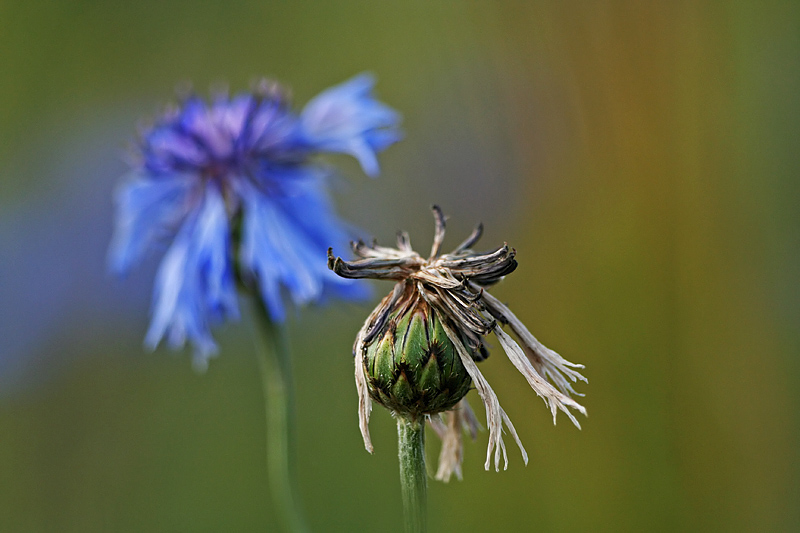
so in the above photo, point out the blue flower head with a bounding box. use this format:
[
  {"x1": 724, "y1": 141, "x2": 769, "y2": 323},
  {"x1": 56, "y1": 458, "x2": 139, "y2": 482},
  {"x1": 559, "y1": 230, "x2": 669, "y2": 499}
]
[{"x1": 109, "y1": 74, "x2": 402, "y2": 370}]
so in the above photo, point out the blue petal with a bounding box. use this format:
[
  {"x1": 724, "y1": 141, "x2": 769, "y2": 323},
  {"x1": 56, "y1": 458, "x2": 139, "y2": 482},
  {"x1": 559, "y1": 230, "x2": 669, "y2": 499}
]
[
  {"x1": 144, "y1": 185, "x2": 239, "y2": 370},
  {"x1": 211, "y1": 94, "x2": 253, "y2": 147},
  {"x1": 238, "y1": 176, "x2": 368, "y2": 322},
  {"x1": 108, "y1": 172, "x2": 196, "y2": 274},
  {"x1": 177, "y1": 97, "x2": 234, "y2": 160},
  {"x1": 275, "y1": 184, "x2": 371, "y2": 305},
  {"x1": 144, "y1": 127, "x2": 209, "y2": 173},
  {"x1": 299, "y1": 73, "x2": 402, "y2": 177}
]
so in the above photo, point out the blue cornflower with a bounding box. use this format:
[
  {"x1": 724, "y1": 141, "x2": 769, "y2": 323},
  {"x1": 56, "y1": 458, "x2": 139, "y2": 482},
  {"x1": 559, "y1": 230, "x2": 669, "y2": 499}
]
[{"x1": 109, "y1": 74, "x2": 401, "y2": 369}]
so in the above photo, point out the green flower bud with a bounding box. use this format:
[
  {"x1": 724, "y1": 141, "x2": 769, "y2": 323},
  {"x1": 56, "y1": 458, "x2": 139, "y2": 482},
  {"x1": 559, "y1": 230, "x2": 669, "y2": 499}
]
[{"x1": 363, "y1": 297, "x2": 472, "y2": 419}]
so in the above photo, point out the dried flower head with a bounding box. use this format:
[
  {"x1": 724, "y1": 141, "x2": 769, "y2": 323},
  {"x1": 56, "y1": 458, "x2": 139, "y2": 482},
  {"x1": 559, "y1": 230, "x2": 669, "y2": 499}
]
[{"x1": 328, "y1": 206, "x2": 587, "y2": 479}]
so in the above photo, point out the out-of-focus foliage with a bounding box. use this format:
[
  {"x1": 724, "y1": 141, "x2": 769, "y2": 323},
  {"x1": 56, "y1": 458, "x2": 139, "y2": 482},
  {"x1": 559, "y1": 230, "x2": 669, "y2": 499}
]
[{"x1": 0, "y1": 2, "x2": 798, "y2": 532}]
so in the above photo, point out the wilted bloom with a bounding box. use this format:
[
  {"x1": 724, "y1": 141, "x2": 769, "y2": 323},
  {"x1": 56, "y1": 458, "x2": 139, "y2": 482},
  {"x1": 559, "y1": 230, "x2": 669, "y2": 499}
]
[
  {"x1": 328, "y1": 206, "x2": 587, "y2": 480},
  {"x1": 109, "y1": 74, "x2": 401, "y2": 370}
]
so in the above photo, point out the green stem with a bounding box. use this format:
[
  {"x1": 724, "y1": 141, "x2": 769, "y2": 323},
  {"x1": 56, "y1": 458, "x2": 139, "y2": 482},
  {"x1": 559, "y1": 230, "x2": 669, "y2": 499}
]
[
  {"x1": 397, "y1": 417, "x2": 428, "y2": 533},
  {"x1": 251, "y1": 299, "x2": 310, "y2": 533}
]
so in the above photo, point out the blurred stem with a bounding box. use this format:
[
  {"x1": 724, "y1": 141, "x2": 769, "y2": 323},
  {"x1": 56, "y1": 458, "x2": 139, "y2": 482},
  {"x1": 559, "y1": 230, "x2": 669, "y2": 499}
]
[
  {"x1": 251, "y1": 298, "x2": 310, "y2": 533},
  {"x1": 397, "y1": 417, "x2": 428, "y2": 533}
]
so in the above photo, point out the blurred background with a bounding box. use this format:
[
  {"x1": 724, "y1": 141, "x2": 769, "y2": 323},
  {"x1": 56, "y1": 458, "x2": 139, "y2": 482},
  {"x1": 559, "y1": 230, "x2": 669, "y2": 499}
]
[{"x1": 1, "y1": 2, "x2": 798, "y2": 531}]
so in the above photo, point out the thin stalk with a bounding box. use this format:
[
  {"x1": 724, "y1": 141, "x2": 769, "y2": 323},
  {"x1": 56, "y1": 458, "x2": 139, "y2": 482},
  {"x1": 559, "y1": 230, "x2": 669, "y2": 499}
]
[
  {"x1": 251, "y1": 299, "x2": 310, "y2": 533},
  {"x1": 397, "y1": 417, "x2": 428, "y2": 533}
]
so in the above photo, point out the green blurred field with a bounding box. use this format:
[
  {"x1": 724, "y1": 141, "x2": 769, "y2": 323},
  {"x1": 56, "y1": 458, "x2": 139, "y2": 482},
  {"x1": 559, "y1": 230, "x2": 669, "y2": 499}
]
[{"x1": 1, "y1": 2, "x2": 798, "y2": 531}]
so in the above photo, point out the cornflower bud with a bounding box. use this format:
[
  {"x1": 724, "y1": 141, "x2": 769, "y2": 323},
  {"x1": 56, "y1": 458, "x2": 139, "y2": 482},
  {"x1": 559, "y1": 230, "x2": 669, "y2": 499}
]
[
  {"x1": 364, "y1": 289, "x2": 473, "y2": 419},
  {"x1": 329, "y1": 206, "x2": 587, "y2": 479}
]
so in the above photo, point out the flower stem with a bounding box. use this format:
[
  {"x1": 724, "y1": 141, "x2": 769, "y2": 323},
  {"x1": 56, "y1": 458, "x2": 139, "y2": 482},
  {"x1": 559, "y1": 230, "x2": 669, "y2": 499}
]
[
  {"x1": 397, "y1": 417, "x2": 428, "y2": 533},
  {"x1": 251, "y1": 299, "x2": 310, "y2": 533}
]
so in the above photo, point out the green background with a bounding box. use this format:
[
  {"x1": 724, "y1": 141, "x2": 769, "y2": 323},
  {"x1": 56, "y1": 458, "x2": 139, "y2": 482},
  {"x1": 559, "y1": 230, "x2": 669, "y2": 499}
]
[{"x1": 1, "y1": 2, "x2": 798, "y2": 531}]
